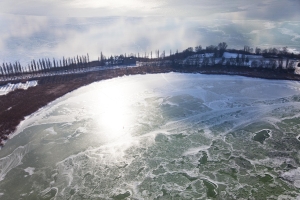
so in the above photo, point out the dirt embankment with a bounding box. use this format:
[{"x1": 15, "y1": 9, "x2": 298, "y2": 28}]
[{"x1": 0, "y1": 65, "x2": 300, "y2": 146}]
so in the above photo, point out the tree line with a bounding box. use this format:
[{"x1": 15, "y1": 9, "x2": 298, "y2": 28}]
[
  {"x1": 138, "y1": 42, "x2": 300, "y2": 71},
  {"x1": 0, "y1": 54, "x2": 90, "y2": 80},
  {"x1": 0, "y1": 42, "x2": 299, "y2": 81}
]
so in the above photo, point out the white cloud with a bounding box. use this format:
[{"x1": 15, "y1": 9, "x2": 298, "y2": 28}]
[
  {"x1": 0, "y1": 0, "x2": 299, "y2": 65},
  {"x1": 0, "y1": 0, "x2": 299, "y2": 20},
  {"x1": 264, "y1": 22, "x2": 276, "y2": 29},
  {"x1": 70, "y1": 0, "x2": 157, "y2": 9},
  {"x1": 279, "y1": 28, "x2": 300, "y2": 42},
  {"x1": 0, "y1": 16, "x2": 203, "y2": 64}
]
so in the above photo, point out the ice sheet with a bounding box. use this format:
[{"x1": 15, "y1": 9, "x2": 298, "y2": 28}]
[{"x1": 1, "y1": 73, "x2": 300, "y2": 199}]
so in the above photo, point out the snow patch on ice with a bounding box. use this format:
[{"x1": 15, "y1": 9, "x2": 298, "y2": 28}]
[
  {"x1": 183, "y1": 146, "x2": 210, "y2": 156},
  {"x1": 280, "y1": 167, "x2": 300, "y2": 188},
  {"x1": 76, "y1": 127, "x2": 87, "y2": 134},
  {"x1": 0, "y1": 145, "x2": 30, "y2": 182},
  {"x1": 45, "y1": 127, "x2": 57, "y2": 135},
  {"x1": 24, "y1": 167, "x2": 35, "y2": 176},
  {"x1": 278, "y1": 195, "x2": 300, "y2": 200}
]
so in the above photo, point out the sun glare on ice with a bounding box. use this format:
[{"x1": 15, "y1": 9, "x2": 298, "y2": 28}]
[{"x1": 91, "y1": 81, "x2": 137, "y2": 142}]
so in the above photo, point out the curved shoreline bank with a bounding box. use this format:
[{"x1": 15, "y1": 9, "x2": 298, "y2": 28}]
[{"x1": 1, "y1": 65, "x2": 300, "y2": 146}]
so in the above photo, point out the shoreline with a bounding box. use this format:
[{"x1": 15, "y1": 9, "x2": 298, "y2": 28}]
[{"x1": 1, "y1": 65, "x2": 300, "y2": 146}]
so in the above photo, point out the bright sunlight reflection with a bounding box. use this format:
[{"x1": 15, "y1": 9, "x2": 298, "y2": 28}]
[{"x1": 91, "y1": 80, "x2": 138, "y2": 142}]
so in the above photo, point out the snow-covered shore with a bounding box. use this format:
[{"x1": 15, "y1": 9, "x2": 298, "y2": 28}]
[{"x1": 0, "y1": 81, "x2": 38, "y2": 96}]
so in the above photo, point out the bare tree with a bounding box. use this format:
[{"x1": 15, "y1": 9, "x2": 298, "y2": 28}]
[
  {"x1": 244, "y1": 45, "x2": 251, "y2": 53},
  {"x1": 218, "y1": 42, "x2": 228, "y2": 52},
  {"x1": 0, "y1": 65, "x2": 4, "y2": 77},
  {"x1": 255, "y1": 47, "x2": 261, "y2": 55},
  {"x1": 282, "y1": 46, "x2": 288, "y2": 55},
  {"x1": 195, "y1": 45, "x2": 202, "y2": 52},
  {"x1": 206, "y1": 45, "x2": 217, "y2": 52}
]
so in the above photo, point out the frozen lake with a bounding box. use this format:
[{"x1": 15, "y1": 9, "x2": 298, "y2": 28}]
[{"x1": 0, "y1": 73, "x2": 300, "y2": 199}]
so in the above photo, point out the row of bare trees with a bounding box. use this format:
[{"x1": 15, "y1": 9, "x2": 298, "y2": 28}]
[
  {"x1": 0, "y1": 51, "x2": 143, "y2": 81},
  {"x1": 0, "y1": 54, "x2": 91, "y2": 80},
  {"x1": 0, "y1": 43, "x2": 299, "y2": 81}
]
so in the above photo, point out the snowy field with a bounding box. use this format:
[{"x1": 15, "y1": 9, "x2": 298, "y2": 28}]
[
  {"x1": 0, "y1": 80, "x2": 37, "y2": 95},
  {"x1": 0, "y1": 73, "x2": 300, "y2": 199}
]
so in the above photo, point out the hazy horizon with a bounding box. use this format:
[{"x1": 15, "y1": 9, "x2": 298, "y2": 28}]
[{"x1": 0, "y1": 0, "x2": 299, "y2": 65}]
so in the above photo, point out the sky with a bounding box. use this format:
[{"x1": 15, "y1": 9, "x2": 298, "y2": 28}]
[
  {"x1": 0, "y1": 0, "x2": 299, "y2": 64},
  {"x1": 1, "y1": 0, "x2": 299, "y2": 20}
]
